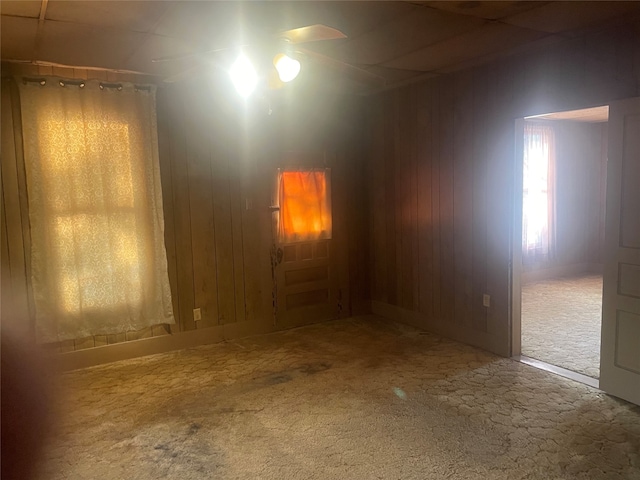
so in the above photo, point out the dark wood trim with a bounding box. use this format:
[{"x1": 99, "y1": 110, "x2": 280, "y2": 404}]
[{"x1": 53, "y1": 318, "x2": 279, "y2": 371}]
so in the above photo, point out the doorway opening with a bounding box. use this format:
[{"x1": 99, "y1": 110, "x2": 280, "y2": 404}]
[{"x1": 512, "y1": 105, "x2": 609, "y2": 387}]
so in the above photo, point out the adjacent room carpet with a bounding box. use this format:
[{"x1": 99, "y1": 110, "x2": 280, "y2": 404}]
[
  {"x1": 36, "y1": 316, "x2": 638, "y2": 480},
  {"x1": 522, "y1": 274, "x2": 603, "y2": 379}
]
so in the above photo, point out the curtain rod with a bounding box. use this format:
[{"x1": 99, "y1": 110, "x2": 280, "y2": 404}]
[
  {"x1": 4, "y1": 58, "x2": 153, "y2": 77},
  {"x1": 22, "y1": 77, "x2": 152, "y2": 92}
]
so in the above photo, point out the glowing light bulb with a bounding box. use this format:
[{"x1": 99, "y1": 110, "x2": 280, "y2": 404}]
[
  {"x1": 229, "y1": 54, "x2": 258, "y2": 97},
  {"x1": 274, "y1": 53, "x2": 301, "y2": 83}
]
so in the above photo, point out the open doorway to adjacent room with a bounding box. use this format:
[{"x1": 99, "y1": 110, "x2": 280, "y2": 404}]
[{"x1": 512, "y1": 105, "x2": 609, "y2": 386}]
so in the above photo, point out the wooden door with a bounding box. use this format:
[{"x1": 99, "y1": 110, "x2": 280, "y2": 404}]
[
  {"x1": 272, "y1": 239, "x2": 338, "y2": 328},
  {"x1": 270, "y1": 165, "x2": 339, "y2": 328},
  {"x1": 600, "y1": 97, "x2": 640, "y2": 406}
]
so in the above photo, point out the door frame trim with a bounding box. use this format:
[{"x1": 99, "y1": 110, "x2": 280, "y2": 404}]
[
  {"x1": 509, "y1": 106, "x2": 609, "y2": 359},
  {"x1": 509, "y1": 117, "x2": 525, "y2": 357}
]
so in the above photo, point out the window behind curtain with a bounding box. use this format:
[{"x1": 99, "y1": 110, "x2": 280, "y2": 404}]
[
  {"x1": 19, "y1": 78, "x2": 174, "y2": 343},
  {"x1": 522, "y1": 123, "x2": 556, "y2": 263},
  {"x1": 277, "y1": 169, "x2": 332, "y2": 243}
]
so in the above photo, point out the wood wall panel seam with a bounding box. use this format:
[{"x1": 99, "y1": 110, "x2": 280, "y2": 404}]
[
  {"x1": 439, "y1": 79, "x2": 456, "y2": 326},
  {"x1": 156, "y1": 90, "x2": 181, "y2": 331},
  {"x1": 168, "y1": 89, "x2": 196, "y2": 331},
  {"x1": 431, "y1": 79, "x2": 442, "y2": 322},
  {"x1": 230, "y1": 151, "x2": 247, "y2": 325},
  {"x1": 384, "y1": 92, "x2": 398, "y2": 305},
  {"x1": 417, "y1": 83, "x2": 434, "y2": 319},
  {"x1": 8, "y1": 78, "x2": 37, "y2": 337},
  {"x1": 1, "y1": 82, "x2": 31, "y2": 338}
]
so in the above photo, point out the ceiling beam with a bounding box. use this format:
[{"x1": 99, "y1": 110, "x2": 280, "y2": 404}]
[
  {"x1": 38, "y1": 0, "x2": 48, "y2": 23},
  {"x1": 32, "y1": 0, "x2": 49, "y2": 62}
]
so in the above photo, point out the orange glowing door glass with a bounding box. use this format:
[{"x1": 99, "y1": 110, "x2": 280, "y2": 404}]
[{"x1": 278, "y1": 169, "x2": 332, "y2": 243}]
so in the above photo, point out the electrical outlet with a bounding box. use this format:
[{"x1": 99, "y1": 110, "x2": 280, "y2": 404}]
[
  {"x1": 483, "y1": 294, "x2": 491, "y2": 308},
  {"x1": 193, "y1": 308, "x2": 202, "y2": 321}
]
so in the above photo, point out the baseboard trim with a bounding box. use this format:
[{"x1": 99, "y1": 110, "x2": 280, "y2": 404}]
[
  {"x1": 371, "y1": 301, "x2": 509, "y2": 357},
  {"x1": 522, "y1": 263, "x2": 603, "y2": 284},
  {"x1": 53, "y1": 319, "x2": 280, "y2": 371}
]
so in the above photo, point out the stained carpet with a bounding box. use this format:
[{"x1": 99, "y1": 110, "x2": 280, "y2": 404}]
[
  {"x1": 36, "y1": 316, "x2": 638, "y2": 480},
  {"x1": 522, "y1": 274, "x2": 602, "y2": 378}
]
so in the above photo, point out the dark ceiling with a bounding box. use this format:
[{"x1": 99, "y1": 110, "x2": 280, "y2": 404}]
[{"x1": 2, "y1": 1, "x2": 640, "y2": 93}]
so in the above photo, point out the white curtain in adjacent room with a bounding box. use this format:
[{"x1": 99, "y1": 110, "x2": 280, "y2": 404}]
[
  {"x1": 19, "y1": 78, "x2": 174, "y2": 343},
  {"x1": 522, "y1": 122, "x2": 556, "y2": 263}
]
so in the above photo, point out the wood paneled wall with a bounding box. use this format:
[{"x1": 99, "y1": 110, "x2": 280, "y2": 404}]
[
  {"x1": 157, "y1": 79, "x2": 370, "y2": 333},
  {"x1": 368, "y1": 19, "x2": 640, "y2": 356},
  {"x1": 1, "y1": 63, "x2": 369, "y2": 360}
]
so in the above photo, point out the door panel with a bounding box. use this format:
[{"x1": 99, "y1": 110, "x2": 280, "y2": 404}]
[
  {"x1": 274, "y1": 240, "x2": 338, "y2": 328},
  {"x1": 600, "y1": 97, "x2": 640, "y2": 406}
]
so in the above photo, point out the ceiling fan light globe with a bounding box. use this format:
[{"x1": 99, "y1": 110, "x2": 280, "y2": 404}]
[
  {"x1": 274, "y1": 53, "x2": 301, "y2": 83},
  {"x1": 229, "y1": 54, "x2": 258, "y2": 97}
]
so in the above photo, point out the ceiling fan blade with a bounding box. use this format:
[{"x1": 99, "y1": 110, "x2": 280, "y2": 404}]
[
  {"x1": 296, "y1": 47, "x2": 386, "y2": 88},
  {"x1": 163, "y1": 65, "x2": 204, "y2": 83},
  {"x1": 163, "y1": 54, "x2": 234, "y2": 84},
  {"x1": 279, "y1": 24, "x2": 347, "y2": 44}
]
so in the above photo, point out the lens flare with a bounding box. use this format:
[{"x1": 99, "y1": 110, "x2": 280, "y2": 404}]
[
  {"x1": 229, "y1": 54, "x2": 258, "y2": 97},
  {"x1": 274, "y1": 53, "x2": 301, "y2": 83}
]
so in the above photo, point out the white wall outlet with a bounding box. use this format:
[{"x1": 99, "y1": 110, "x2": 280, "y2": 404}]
[
  {"x1": 193, "y1": 308, "x2": 202, "y2": 321},
  {"x1": 483, "y1": 294, "x2": 491, "y2": 308}
]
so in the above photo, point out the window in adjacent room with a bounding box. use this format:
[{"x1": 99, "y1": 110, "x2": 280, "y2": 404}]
[
  {"x1": 522, "y1": 122, "x2": 556, "y2": 263},
  {"x1": 277, "y1": 168, "x2": 332, "y2": 243},
  {"x1": 19, "y1": 78, "x2": 174, "y2": 343}
]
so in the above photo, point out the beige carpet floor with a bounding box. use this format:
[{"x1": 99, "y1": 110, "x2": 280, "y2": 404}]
[
  {"x1": 522, "y1": 274, "x2": 602, "y2": 379},
  {"x1": 36, "y1": 316, "x2": 639, "y2": 480}
]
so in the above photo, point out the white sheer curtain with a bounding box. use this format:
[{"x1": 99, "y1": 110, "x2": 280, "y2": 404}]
[
  {"x1": 522, "y1": 122, "x2": 556, "y2": 263},
  {"x1": 19, "y1": 78, "x2": 174, "y2": 343}
]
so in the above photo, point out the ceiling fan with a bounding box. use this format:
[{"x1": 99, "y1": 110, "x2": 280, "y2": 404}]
[{"x1": 152, "y1": 24, "x2": 385, "y2": 94}]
